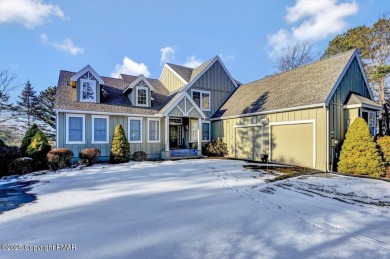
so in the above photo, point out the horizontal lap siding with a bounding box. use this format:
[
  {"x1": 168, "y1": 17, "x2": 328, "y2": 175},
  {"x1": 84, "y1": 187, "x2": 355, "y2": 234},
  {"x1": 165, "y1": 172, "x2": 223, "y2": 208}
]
[
  {"x1": 58, "y1": 113, "x2": 164, "y2": 159},
  {"x1": 212, "y1": 107, "x2": 327, "y2": 171}
]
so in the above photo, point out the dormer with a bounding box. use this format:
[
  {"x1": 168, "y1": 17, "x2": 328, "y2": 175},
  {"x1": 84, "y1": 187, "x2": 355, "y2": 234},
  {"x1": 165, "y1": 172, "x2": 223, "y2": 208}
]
[
  {"x1": 122, "y1": 75, "x2": 155, "y2": 107},
  {"x1": 70, "y1": 65, "x2": 104, "y2": 103}
]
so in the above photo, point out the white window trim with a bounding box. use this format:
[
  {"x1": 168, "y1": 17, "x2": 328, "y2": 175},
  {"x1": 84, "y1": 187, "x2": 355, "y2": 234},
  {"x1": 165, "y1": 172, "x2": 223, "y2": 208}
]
[
  {"x1": 91, "y1": 115, "x2": 109, "y2": 144},
  {"x1": 136, "y1": 86, "x2": 149, "y2": 107},
  {"x1": 66, "y1": 114, "x2": 85, "y2": 144},
  {"x1": 128, "y1": 117, "x2": 143, "y2": 143},
  {"x1": 361, "y1": 109, "x2": 377, "y2": 135},
  {"x1": 80, "y1": 79, "x2": 97, "y2": 103},
  {"x1": 147, "y1": 118, "x2": 160, "y2": 143},
  {"x1": 202, "y1": 121, "x2": 211, "y2": 142},
  {"x1": 190, "y1": 119, "x2": 199, "y2": 143},
  {"x1": 191, "y1": 89, "x2": 211, "y2": 111}
]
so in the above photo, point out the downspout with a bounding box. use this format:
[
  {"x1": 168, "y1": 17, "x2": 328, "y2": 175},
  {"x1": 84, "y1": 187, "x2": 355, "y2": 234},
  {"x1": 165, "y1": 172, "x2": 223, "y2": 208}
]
[{"x1": 55, "y1": 110, "x2": 59, "y2": 149}]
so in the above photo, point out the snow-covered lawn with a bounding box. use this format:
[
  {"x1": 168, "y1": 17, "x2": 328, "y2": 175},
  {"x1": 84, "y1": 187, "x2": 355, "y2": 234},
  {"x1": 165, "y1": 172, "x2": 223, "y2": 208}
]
[{"x1": 1, "y1": 159, "x2": 390, "y2": 258}]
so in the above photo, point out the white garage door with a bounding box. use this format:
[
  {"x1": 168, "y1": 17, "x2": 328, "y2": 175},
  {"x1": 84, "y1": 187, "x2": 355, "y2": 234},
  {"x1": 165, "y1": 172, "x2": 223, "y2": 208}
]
[{"x1": 271, "y1": 122, "x2": 314, "y2": 168}]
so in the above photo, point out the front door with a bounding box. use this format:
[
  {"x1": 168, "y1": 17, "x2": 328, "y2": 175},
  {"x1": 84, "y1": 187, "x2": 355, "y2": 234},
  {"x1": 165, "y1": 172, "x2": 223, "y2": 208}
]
[{"x1": 169, "y1": 125, "x2": 178, "y2": 148}]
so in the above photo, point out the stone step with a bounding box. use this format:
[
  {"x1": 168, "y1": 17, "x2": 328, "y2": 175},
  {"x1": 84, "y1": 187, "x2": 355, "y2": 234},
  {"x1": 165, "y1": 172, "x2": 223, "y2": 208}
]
[{"x1": 170, "y1": 149, "x2": 199, "y2": 157}]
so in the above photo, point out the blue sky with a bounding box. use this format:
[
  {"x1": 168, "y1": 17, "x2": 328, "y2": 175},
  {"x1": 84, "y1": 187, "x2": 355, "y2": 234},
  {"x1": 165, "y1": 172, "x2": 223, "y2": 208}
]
[{"x1": 0, "y1": 0, "x2": 387, "y2": 101}]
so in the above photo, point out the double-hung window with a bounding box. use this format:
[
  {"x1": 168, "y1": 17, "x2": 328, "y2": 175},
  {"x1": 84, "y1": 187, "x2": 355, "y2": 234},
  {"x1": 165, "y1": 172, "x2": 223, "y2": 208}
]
[
  {"x1": 128, "y1": 118, "x2": 142, "y2": 143},
  {"x1": 191, "y1": 90, "x2": 210, "y2": 111},
  {"x1": 66, "y1": 114, "x2": 85, "y2": 144},
  {"x1": 136, "y1": 86, "x2": 148, "y2": 107},
  {"x1": 147, "y1": 118, "x2": 160, "y2": 143},
  {"x1": 92, "y1": 115, "x2": 109, "y2": 143}
]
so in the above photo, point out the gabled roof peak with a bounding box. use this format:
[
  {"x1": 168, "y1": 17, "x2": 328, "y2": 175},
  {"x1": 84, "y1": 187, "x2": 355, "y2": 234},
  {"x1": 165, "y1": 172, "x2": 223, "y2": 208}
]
[{"x1": 70, "y1": 65, "x2": 105, "y2": 85}]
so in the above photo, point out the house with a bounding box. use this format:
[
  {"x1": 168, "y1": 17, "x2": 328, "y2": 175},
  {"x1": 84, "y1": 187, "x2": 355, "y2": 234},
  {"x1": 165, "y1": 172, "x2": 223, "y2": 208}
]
[
  {"x1": 212, "y1": 49, "x2": 381, "y2": 171},
  {"x1": 54, "y1": 49, "x2": 381, "y2": 172},
  {"x1": 54, "y1": 56, "x2": 238, "y2": 160}
]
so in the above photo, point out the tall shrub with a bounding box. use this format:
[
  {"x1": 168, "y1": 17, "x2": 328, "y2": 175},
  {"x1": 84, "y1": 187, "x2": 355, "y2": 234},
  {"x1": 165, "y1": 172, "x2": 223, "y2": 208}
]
[
  {"x1": 338, "y1": 117, "x2": 385, "y2": 178},
  {"x1": 110, "y1": 124, "x2": 130, "y2": 164},
  {"x1": 20, "y1": 123, "x2": 39, "y2": 155},
  {"x1": 26, "y1": 129, "x2": 51, "y2": 170},
  {"x1": 377, "y1": 136, "x2": 390, "y2": 178}
]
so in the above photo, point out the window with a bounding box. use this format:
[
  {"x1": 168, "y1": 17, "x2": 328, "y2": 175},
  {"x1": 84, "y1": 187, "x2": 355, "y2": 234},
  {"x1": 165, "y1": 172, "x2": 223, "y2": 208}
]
[
  {"x1": 92, "y1": 116, "x2": 109, "y2": 143},
  {"x1": 202, "y1": 122, "x2": 211, "y2": 142},
  {"x1": 191, "y1": 90, "x2": 211, "y2": 111},
  {"x1": 147, "y1": 118, "x2": 160, "y2": 142},
  {"x1": 191, "y1": 119, "x2": 199, "y2": 142},
  {"x1": 362, "y1": 110, "x2": 376, "y2": 135},
  {"x1": 66, "y1": 114, "x2": 85, "y2": 144},
  {"x1": 128, "y1": 118, "x2": 142, "y2": 143},
  {"x1": 136, "y1": 86, "x2": 148, "y2": 106},
  {"x1": 80, "y1": 79, "x2": 96, "y2": 102}
]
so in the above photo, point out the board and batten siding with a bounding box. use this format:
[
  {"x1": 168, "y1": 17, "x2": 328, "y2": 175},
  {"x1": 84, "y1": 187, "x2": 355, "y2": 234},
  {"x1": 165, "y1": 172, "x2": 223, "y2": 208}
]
[
  {"x1": 57, "y1": 113, "x2": 165, "y2": 159},
  {"x1": 328, "y1": 57, "x2": 371, "y2": 164},
  {"x1": 187, "y1": 61, "x2": 236, "y2": 118},
  {"x1": 160, "y1": 66, "x2": 186, "y2": 92},
  {"x1": 212, "y1": 107, "x2": 327, "y2": 171}
]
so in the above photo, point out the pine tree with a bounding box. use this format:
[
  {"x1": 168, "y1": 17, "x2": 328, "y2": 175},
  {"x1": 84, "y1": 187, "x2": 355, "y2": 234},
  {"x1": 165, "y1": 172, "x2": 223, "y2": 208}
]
[
  {"x1": 20, "y1": 124, "x2": 39, "y2": 156},
  {"x1": 338, "y1": 117, "x2": 385, "y2": 178},
  {"x1": 16, "y1": 81, "x2": 38, "y2": 129},
  {"x1": 109, "y1": 124, "x2": 130, "y2": 164},
  {"x1": 32, "y1": 86, "x2": 56, "y2": 140}
]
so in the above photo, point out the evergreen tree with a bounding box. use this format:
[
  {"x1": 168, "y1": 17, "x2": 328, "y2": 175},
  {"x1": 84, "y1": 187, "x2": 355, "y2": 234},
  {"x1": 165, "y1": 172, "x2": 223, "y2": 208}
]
[
  {"x1": 338, "y1": 117, "x2": 385, "y2": 178},
  {"x1": 16, "y1": 80, "x2": 38, "y2": 129},
  {"x1": 32, "y1": 86, "x2": 56, "y2": 130},
  {"x1": 20, "y1": 124, "x2": 39, "y2": 156},
  {"x1": 109, "y1": 124, "x2": 130, "y2": 164},
  {"x1": 26, "y1": 129, "x2": 51, "y2": 169}
]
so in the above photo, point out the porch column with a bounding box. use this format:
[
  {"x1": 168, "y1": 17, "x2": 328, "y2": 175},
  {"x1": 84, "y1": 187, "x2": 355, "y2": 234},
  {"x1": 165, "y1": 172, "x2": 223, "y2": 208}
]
[
  {"x1": 165, "y1": 116, "x2": 169, "y2": 152},
  {"x1": 198, "y1": 118, "x2": 202, "y2": 152}
]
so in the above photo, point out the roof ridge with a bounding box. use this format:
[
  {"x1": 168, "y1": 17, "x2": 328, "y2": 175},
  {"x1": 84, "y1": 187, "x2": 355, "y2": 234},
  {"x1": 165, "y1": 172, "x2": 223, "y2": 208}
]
[
  {"x1": 166, "y1": 63, "x2": 194, "y2": 70},
  {"x1": 244, "y1": 49, "x2": 356, "y2": 87}
]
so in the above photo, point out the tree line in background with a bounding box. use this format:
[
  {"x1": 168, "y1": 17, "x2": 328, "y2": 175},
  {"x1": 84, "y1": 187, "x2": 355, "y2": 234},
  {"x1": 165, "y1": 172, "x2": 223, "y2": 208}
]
[
  {"x1": 275, "y1": 12, "x2": 389, "y2": 135},
  {"x1": 0, "y1": 72, "x2": 56, "y2": 145}
]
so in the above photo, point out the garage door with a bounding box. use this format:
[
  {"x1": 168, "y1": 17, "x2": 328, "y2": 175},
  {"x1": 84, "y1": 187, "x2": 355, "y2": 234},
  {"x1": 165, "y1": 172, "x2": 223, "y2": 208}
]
[
  {"x1": 271, "y1": 122, "x2": 314, "y2": 168},
  {"x1": 234, "y1": 126, "x2": 262, "y2": 160}
]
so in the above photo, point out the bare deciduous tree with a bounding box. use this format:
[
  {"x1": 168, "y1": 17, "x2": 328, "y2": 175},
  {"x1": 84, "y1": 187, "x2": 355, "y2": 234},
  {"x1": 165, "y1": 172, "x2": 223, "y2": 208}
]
[
  {"x1": 274, "y1": 42, "x2": 313, "y2": 72},
  {"x1": 0, "y1": 70, "x2": 16, "y2": 111}
]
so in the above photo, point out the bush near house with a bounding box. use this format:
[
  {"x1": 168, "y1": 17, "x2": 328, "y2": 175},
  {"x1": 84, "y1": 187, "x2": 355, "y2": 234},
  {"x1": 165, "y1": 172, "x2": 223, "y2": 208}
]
[
  {"x1": 20, "y1": 124, "x2": 40, "y2": 156},
  {"x1": 0, "y1": 146, "x2": 22, "y2": 176},
  {"x1": 110, "y1": 124, "x2": 130, "y2": 164},
  {"x1": 79, "y1": 148, "x2": 101, "y2": 166},
  {"x1": 205, "y1": 138, "x2": 229, "y2": 157},
  {"x1": 26, "y1": 130, "x2": 51, "y2": 170},
  {"x1": 376, "y1": 136, "x2": 390, "y2": 178},
  {"x1": 338, "y1": 117, "x2": 385, "y2": 178},
  {"x1": 47, "y1": 148, "x2": 74, "y2": 171},
  {"x1": 8, "y1": 158, "x2": 34, "y2": 175},
  {"x1": 133, "y1": 151, "x2": 147, "y2": 161}
]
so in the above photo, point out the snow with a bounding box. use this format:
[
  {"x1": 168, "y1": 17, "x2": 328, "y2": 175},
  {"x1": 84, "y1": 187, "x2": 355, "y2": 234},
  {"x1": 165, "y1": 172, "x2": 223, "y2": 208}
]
[{"x1": 0, "y1": 159, "x2": 390, "y2": 258}]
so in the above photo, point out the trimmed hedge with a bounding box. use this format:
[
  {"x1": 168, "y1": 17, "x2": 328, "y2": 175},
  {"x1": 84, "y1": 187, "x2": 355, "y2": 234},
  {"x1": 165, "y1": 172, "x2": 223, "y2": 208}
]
[
  {"x1": 0, "y1": 146, "x2": 22, "y2": 176},
  {"x1": 110, "y1": 124, "x2": 130, "y2": 164},
  {"x1": 26, "y1": 129, "x2": 51, "y2": 170},
  {"x1": 47, "y1": 148, "x2": 74, "y2": 171},
  {"x1": 338, "y1": 117, "x2": 385, "y2": 178},
  {"x1": 133, "y1": 151, "x2": 147, "y2": 161},
  {"x1": 79, "y1": 148, "x2": 101, "y2": 166},
  {"x1": 205, "y1": 138, "x2": 228, "y2": 157},
  {"x1": 8, "y1": 158, "x2": 34, "y2": 175}
]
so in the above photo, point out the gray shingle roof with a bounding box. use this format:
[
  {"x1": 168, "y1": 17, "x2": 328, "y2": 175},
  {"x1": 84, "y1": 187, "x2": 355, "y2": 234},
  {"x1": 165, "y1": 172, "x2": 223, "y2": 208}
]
[
  {"x1": 190, "y1": 58, "x2": 214, "y2": 81},
  {"x1": 54, "y1": 71, "x2": 171, "y2": 115},
  {"x1": 214, "y1": 49, "x2": 357, "y2": 118},
  {"x1": 345, "y1": 93, "x2": 381, "y2": 108},
  {"x1": 166, "y1": 63, "x2": 193, "y2": 82}
]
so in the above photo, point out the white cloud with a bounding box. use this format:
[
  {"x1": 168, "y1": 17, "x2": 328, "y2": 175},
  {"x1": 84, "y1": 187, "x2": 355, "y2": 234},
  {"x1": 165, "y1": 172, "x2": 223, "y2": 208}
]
[
  {"x1": 267, "y1": 0, "x2": 358, "y2": 56},
  {"x1": 41, "y1": 33, "x2": 84, "y2": 55},
  {"x1": 0, "y1": 0, "x2": 64, "y2": 28},
  {"x1": 111, "y1": 56, "x2": 151, "y2": 78},
  {"x1": 219, "y1": 53, "x2": 235, "y2": 62},
  {"x1": 182, "y1": 55, "x2": 203, "y2": 68},
  {"x1": 160, "y1": 46, "x2": 175, "y2": 64}
]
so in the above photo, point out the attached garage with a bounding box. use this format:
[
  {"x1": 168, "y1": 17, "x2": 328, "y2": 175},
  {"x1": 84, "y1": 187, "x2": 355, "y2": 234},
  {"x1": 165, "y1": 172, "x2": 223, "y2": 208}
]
[
  {"x1": 270, "y1": 121, "x2": 315, "y2": 168},
  {"x1": 234, "y1": 125, "x2": 263, "y2": 161}
]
